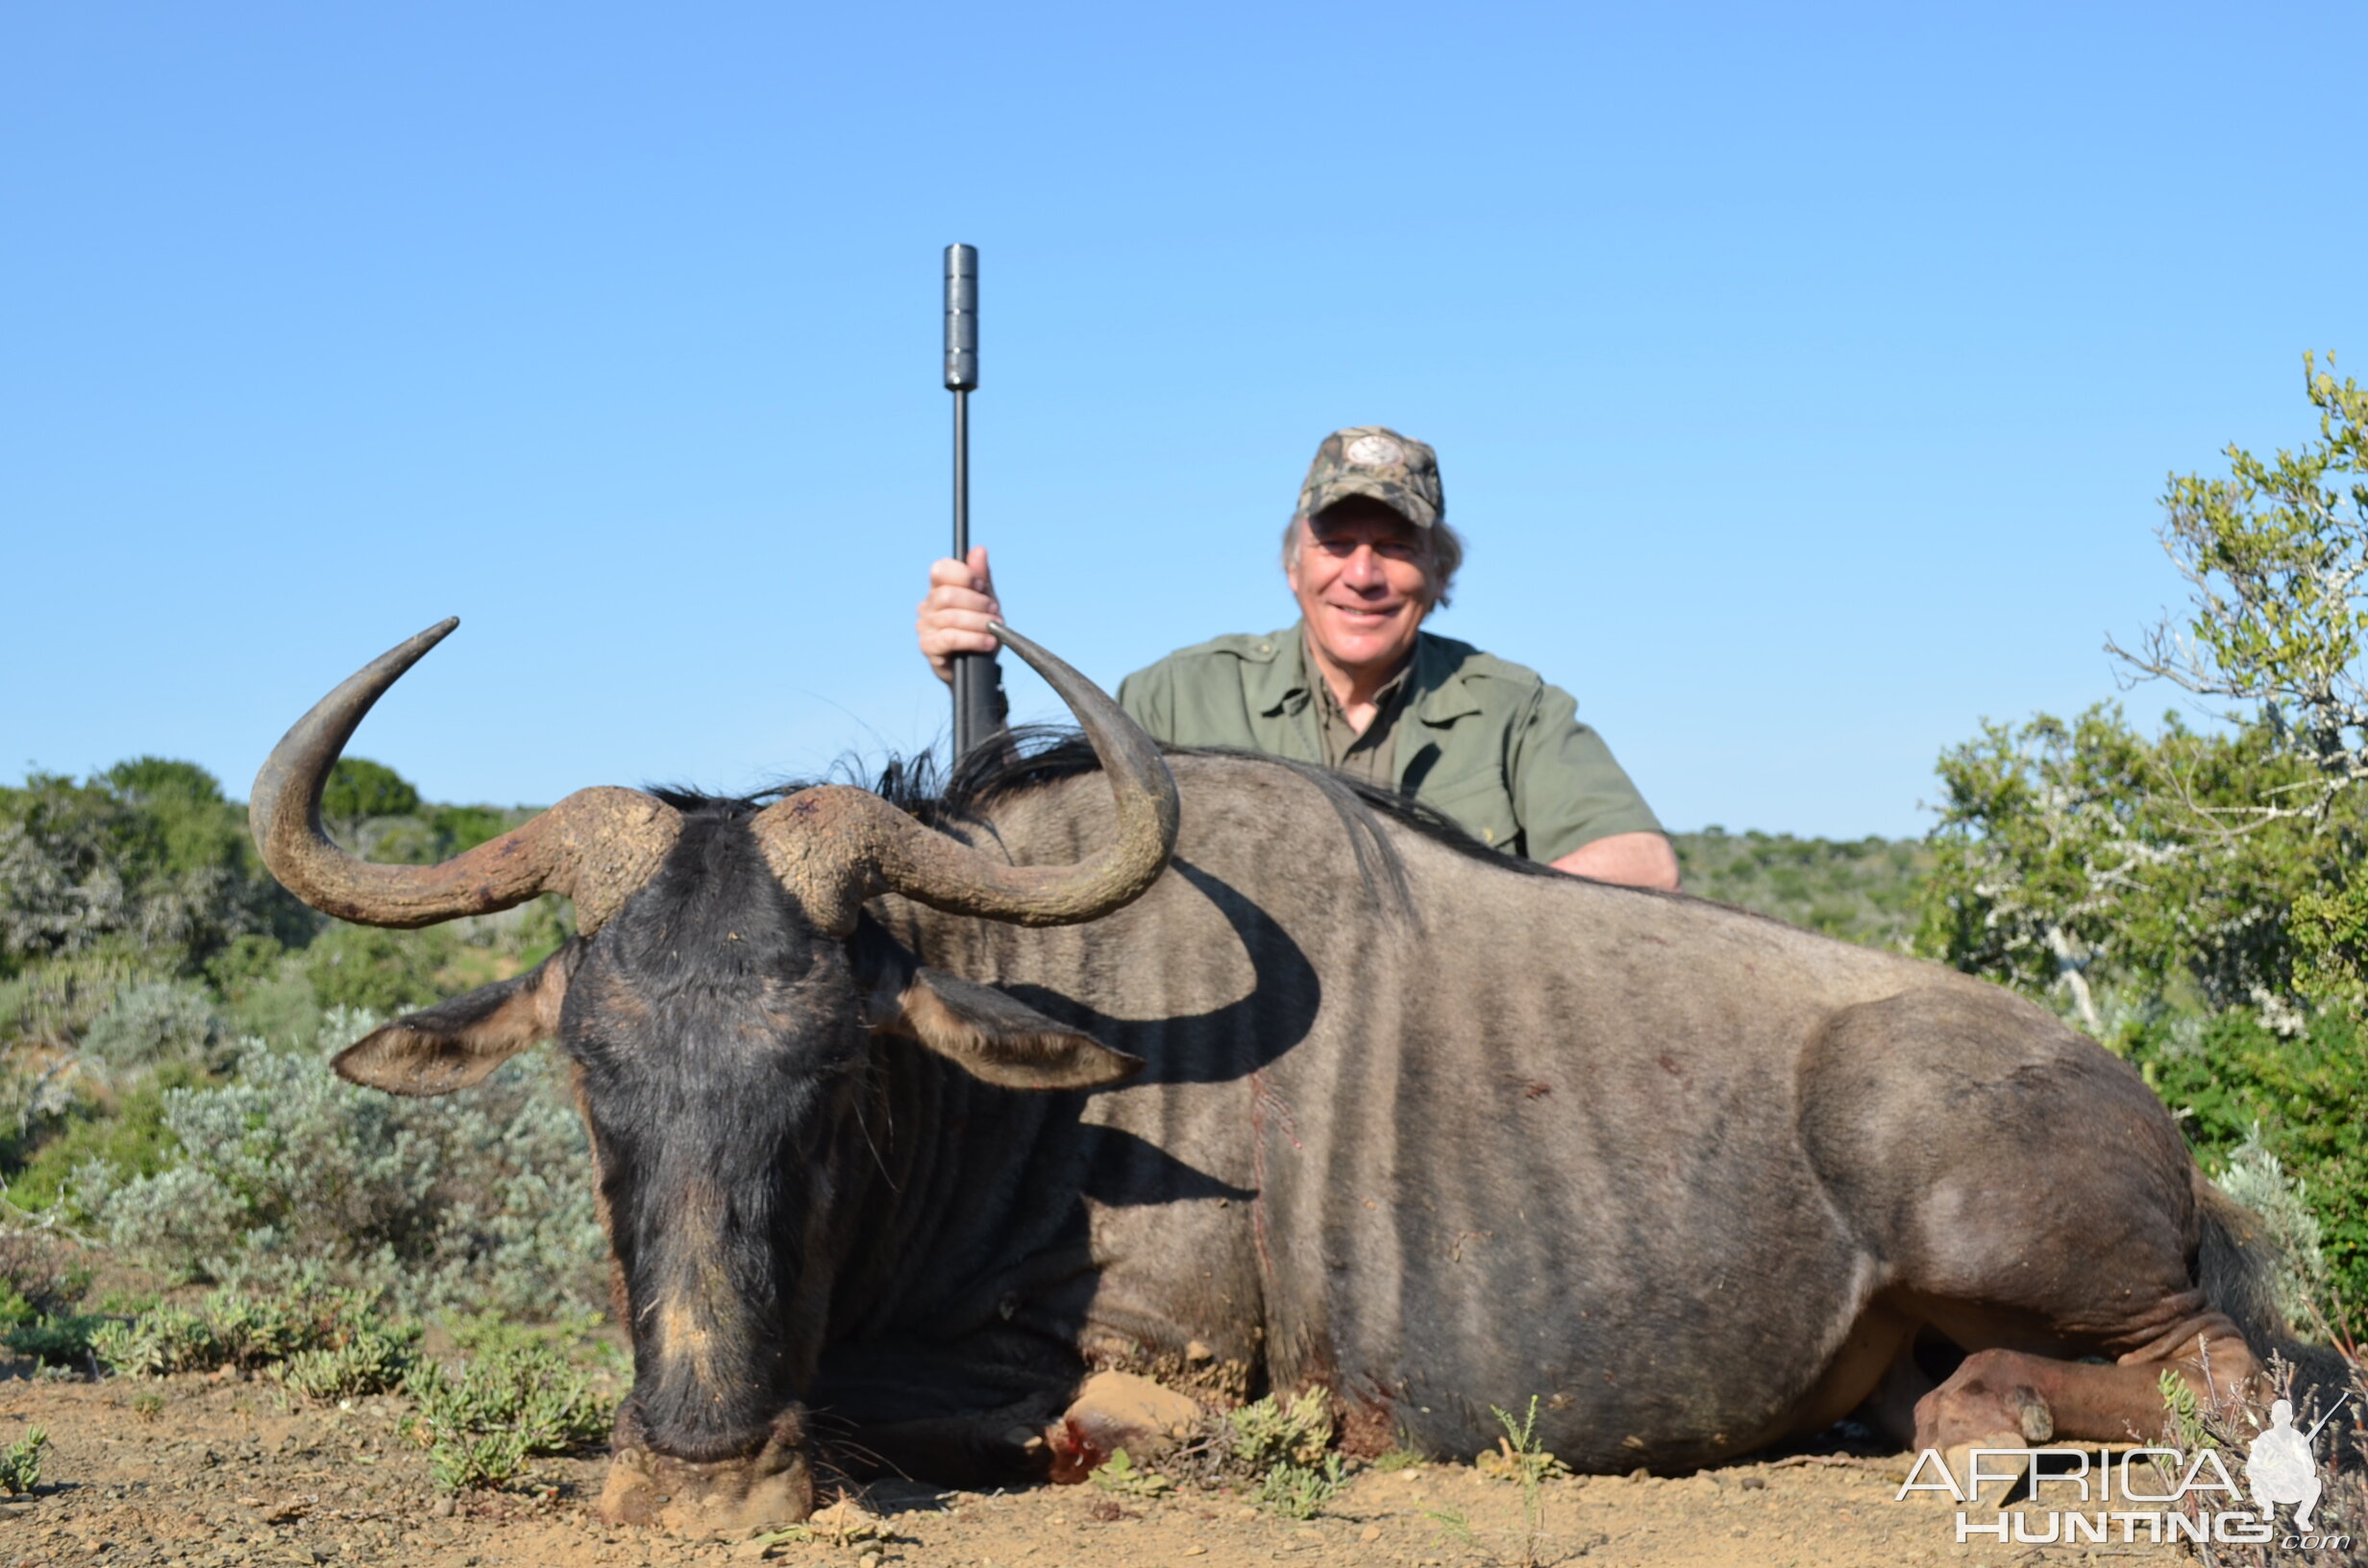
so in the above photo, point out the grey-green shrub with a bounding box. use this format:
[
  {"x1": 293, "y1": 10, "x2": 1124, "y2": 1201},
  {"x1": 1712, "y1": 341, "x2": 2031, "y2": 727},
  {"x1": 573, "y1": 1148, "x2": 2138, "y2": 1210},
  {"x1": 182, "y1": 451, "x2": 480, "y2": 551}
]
[
  {"x1": 73, "y1": 1013, "x2": 605, "y2": 1319},
  {"x1": 276, "y1": 1329, "x2": 414, "y2": 1404},
  {"x1": 407, "y1": 1347, "x2": 610, "y2": 1491},
  {"x1": 81, "y1": 979, "x2": 220, "y2": 1069},
  {"x1": 0, "y1": 1427, "x2": 44, "y2": 1493}
]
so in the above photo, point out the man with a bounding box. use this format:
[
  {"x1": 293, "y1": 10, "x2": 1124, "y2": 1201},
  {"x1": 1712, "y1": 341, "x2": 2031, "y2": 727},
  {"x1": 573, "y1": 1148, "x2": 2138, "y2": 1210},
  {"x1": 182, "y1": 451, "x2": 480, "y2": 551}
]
[{"x1": 917, "y1": 426, "x2": 1680, "y2": 890}]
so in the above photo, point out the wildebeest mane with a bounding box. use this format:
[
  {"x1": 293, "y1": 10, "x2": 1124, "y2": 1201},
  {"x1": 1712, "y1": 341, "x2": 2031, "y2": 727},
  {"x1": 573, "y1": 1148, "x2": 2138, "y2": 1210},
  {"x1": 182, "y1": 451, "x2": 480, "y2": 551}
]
[{"x1": 651, "y1": 726, "x2": 1560, "y2": 919}]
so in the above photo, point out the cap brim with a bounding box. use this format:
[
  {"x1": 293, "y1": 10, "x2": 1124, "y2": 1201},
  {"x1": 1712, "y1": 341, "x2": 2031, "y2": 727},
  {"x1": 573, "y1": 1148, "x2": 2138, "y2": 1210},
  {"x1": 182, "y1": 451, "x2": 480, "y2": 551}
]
[{"x1": 1299, "y1": 476, "x2": 1438, "y2": 527}]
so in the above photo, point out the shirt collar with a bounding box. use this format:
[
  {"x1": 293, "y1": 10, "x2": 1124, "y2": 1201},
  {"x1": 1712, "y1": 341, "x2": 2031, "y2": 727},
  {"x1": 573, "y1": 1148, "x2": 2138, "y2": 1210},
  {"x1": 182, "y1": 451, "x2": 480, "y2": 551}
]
[{"x1": 1248, "y1": 619, "x2": 1481, "y2": 725}]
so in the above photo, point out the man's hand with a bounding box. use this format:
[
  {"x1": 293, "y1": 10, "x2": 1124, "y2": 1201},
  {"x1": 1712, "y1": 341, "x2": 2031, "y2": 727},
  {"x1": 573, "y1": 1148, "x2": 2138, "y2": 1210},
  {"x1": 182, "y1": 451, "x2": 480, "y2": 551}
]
[
  {"x1": 918, "y1": 546, "x2": 1002, "y2": 685},
  {"x1": 1552, "y1": 831, "x2": 1682, "y2": 893}
]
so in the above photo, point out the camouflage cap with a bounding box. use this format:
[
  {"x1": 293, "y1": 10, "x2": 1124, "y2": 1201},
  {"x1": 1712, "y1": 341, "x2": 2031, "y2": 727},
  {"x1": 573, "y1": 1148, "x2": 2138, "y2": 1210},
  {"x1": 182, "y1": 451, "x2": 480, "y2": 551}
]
[{"x1": 1295, "y1": 426, "x2": 1444, "y2": 528}]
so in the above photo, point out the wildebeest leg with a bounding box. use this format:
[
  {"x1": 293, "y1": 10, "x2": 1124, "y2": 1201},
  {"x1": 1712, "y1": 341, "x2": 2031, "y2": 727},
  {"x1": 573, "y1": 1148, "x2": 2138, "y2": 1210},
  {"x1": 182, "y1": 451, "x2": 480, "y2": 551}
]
[
  {"x1": 1854, "y1": 1334, "x2": 1939, "y2": 1450},
  {"x1": 1801, "y1": 988, "x2": 2263, "y2": 1492},
  {"x1": 1913, "y1": 1311, "x2": 2262, "y2": 1458}
]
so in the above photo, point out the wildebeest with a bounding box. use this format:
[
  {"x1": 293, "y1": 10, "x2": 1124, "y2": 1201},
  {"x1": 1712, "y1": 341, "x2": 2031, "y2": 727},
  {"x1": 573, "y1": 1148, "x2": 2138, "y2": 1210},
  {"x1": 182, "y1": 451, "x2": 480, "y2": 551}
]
[{"x1": 254, "y1": 619, "x2": 2336, "y2": 1532}]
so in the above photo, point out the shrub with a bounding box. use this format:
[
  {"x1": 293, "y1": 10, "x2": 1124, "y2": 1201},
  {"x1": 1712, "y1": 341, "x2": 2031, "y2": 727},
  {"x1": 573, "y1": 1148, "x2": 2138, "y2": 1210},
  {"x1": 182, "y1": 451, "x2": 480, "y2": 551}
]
[
  {"x1": 90, "y1": 1304, "x2": 217, "y2": 1376},
  {"x1": 2121, "y1": 1005, "x2": 2368, "y2": 1333},
  {"x1": 3, "y1": 1313, "x2": 103, "y2": 1368},
  {"x1": 0, "y1": 1227, "x2": 91, "y2": 1318},
  {"x1": 0, "y1": 1427, "x2": 44, "y2": 1493},
  {"x1": 1090, "y1": 1448, "x2": 1172, "y2": 1498},
  {"x1": 73, "y1": 1015, "x2": 605, "y2": 1318},
  {"x1": 304, "y1": 925, "x2": 461, "y2": 1015},
  {"x1": 276, "y1": 1329, "x2": 414, "y2": 1403},
  {"x1": 406, "y1": 1347, "x2": 611, "y2": 1491},
  {"x1": 90, "y1": 1282, "x2": 405, "y2": 1380},
  {"x1": 81, "y1": 978, "x2": 221, "y2": 1069},
  {"x1": 1227, "y1": 1387, "x2": 1333, "y2": 1473},
  {"x1": 1255, "y1": 1454, "x2": 1345, "y2": 1519}
]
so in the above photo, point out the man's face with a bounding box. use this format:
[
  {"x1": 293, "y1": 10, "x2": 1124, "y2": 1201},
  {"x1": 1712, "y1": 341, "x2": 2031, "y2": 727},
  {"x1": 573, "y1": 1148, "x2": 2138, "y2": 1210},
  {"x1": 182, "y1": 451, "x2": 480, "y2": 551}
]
[{"x1": 1286, "y1": 500, "x2": 1433, "y2": 679}]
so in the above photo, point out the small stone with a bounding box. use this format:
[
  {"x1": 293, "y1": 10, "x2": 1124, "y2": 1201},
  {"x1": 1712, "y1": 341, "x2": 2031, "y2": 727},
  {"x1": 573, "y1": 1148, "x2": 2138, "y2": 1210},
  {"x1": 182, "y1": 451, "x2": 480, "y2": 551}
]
[
  {"x1": 1182, "y1": 1550, "x2": 1207, "y2": 1558},
  {"x1": 856, "y1": 1555, "x2": 881, "y2": 1568},
  {"x1": 1739, "y1": 1475, "x2": 1767, "y2": 1491},
  {"x1": 430, "y1": 1498, "x2": 456, "y2": 1518},
  {"x1": 1360, "y1": 1526, "x2": 1382, "y2": 1542},
  {"x1": 1183, "y1": 1340, "x2": 1214, "y2": 1364}
]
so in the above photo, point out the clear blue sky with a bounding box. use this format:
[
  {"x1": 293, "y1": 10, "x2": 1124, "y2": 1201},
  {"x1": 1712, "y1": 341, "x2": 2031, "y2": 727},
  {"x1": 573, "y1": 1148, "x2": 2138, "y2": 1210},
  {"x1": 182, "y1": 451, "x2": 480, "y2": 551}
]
[{"x1": 7, "y1": 2, "x2": 2362, "y2": 839}]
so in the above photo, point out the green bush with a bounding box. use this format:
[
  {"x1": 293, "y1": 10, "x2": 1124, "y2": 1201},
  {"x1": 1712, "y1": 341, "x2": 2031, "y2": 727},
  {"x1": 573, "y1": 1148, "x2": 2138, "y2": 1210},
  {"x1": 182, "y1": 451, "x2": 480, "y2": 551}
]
[
  {"x1": 1671, "y1": 829, "x2": 1928, "y2": 950},
  {"x1": 81, "y1": 978, "x2": 223, "y2": 1069},
  {"x1": 304, "y1": 924, "x2": 461, "y2": 1015},
  {"x1": 0, "y1": 1427, "x2": 45, "y2": 1493},
  {"x1": 407, "y1": 1346, "x2": 610, "y2": 1491},
  {"x1": 89, "y1": 1282, "x2": 402, "y2": 1379},
  {"x1": 1227, "y1": 1387, "x2": 1333, "y2": 1473},
  {"x1": 319, "y1": 760, "x2": 420, "y2": 829},
  {"x1": 276, "y1": 1329, "x2": 415, "y2": 1403},
  {"x1": 72, "y1": 1016, "x2": 604, "y2": 1318},
  {"x1": 3, "y1": 1313, "x2": 103, "y2": 1367},
  {"x1": 2119, "y1": 1006, "x2": 2368, "y2": 1330}
]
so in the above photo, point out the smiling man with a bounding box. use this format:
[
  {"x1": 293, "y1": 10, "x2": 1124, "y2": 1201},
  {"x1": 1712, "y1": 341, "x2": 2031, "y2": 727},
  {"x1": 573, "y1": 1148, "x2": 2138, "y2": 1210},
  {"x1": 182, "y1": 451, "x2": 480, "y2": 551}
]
[{"x1": 917, "y1": 426, "x2": 1679, "y2": 890}]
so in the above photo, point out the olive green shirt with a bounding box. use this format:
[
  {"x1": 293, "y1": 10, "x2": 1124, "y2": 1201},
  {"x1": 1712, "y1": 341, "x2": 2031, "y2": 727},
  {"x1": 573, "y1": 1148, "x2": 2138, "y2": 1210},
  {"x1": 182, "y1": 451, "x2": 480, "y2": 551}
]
[{"x1": 1114, "y1": 624, "x2": 1663, "y2": 863}]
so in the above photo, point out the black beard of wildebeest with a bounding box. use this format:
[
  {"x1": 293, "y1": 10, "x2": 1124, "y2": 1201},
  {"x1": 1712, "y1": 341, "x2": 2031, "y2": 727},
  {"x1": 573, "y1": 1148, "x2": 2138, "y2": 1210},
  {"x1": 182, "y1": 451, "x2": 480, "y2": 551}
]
[{"x1": 250, "y1": 619, "x2": 2351, "y2": 1535}]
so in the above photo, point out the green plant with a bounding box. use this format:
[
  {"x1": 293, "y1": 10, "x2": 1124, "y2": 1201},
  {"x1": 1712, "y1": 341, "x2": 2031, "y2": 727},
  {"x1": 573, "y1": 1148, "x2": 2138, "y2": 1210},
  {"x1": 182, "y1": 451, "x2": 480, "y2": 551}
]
[
  {"x1": 88, "y1": 1282, "x2": 401, "y2": 1379},
  {"x1": 1226, "y1": 1386, "x2": 1333, "y2": 1472},
  {"x1": 130, "y1": 1392, "x2": 162, "y2": 1422},
  {"x1": 1479, "y1": 1396, "x2": 1568, "y2": 1568},
  {"x1": 90, "y1": 1303, "x2": 217, "y2": 1376},
  {"x1": 1478, "y1": 1396, "x2": 1569, "y2": 1488},
  {"x1": 72, "y1": 1026, "x2": 605, "y2": 1319},
  {"x1": 2159, "y1": 1370, "x2": 2215, "y2": 1454},
  {"x1": 1255, "y1": 1454, "x2": 1344, "y2": 1519},
  {"x1": 2, "y1": 1312, "x2": 103, "y2": 1367},
  {"x1": 405, "y1": 1346, "x2": 611, "y2": 1492},
  {"x1": 427, "y1": 1427, "x2": 530, "y2": 1492},
  {"x1": 1369, "y1": 1447, "x2": 1423, "y2": 1472},
  {"x1": 0, "y1": 1426, "x2": 45, "y2": 1493},
  {"x1": 275, "y1": 1329, "x2": 414, "y2": 1403},
  {"x1": 1090, "y1": 1446, "x2": 1173, "y2": 1498}
]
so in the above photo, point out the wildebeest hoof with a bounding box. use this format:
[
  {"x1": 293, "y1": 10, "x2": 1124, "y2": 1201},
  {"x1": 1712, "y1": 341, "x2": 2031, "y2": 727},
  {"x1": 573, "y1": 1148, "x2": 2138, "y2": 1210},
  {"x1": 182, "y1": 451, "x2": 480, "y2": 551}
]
[
  {"x1": 1046, "y1": 1370, "x2": 1204, "y2": 1483},
  {"x1": 597, "y1": 1440, "x2": 815, "y2": 1534},
  {"x1": 1940, "y1": 1434, "x2": 2034, "y2": 1507}
]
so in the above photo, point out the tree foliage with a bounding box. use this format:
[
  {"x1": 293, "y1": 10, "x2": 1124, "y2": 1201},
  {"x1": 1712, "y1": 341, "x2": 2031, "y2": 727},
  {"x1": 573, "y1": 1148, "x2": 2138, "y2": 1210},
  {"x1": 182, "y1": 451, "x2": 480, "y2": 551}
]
[
  {"x1": 1916, "y1": 354, "x2": 2368, "y2": 1330},
  {"x1": 1919, "y1": 356, "x2": 2368, "y2": 1020}
]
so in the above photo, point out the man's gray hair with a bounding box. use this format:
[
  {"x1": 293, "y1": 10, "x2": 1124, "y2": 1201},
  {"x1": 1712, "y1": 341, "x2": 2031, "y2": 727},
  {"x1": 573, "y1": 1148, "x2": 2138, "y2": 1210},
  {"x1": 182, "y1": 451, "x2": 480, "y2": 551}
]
[{"x1": 1281, "y1": 512, "x2": 1466, "y2": 609}]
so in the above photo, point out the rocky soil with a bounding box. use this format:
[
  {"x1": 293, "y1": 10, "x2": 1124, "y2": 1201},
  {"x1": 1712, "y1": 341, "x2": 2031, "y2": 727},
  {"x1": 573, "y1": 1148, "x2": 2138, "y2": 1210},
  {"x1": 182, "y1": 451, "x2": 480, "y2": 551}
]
[{"x1": 0, "y1": 1372, "x2": 2214, "y2": 1567}]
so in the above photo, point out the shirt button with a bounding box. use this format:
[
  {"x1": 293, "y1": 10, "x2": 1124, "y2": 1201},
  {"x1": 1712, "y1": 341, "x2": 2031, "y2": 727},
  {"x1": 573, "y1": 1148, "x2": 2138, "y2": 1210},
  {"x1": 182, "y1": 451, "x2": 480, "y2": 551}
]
[
  {"x1": 1257, "y1": 642, "x2": 1272, "y2": 654},
  {"x1": 1481, "y1": 828, "x2": 1495, "y2": 843}
]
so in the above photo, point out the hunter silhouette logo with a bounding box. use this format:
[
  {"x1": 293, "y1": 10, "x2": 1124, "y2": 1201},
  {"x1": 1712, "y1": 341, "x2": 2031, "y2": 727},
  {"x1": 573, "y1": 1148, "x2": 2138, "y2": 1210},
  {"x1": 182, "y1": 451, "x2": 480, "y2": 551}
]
[{"x1": 2246, "y1": 1396, "x2": 2344, "y2": 1531}]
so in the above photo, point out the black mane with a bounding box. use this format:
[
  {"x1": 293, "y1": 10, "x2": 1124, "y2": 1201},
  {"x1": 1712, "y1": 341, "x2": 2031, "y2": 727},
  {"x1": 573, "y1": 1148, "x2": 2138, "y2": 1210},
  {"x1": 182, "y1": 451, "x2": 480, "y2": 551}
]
[{"x1": 651, "y1": 725, "x2": 1563, "y2": 894}]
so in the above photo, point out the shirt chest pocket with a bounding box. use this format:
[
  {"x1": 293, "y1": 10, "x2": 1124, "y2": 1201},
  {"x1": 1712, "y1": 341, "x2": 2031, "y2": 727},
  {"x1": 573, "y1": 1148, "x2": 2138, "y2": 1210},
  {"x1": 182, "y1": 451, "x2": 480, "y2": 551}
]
[{"x1": 1409, "y1": 758, "x2": 1522, "y2": 855}]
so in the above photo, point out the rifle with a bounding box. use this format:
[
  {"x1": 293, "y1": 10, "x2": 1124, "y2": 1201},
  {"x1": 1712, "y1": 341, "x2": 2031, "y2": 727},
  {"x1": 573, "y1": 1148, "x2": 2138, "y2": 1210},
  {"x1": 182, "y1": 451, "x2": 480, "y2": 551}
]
[{"x1": 944, "y1": 243, "x2": 997, "y2": 760}]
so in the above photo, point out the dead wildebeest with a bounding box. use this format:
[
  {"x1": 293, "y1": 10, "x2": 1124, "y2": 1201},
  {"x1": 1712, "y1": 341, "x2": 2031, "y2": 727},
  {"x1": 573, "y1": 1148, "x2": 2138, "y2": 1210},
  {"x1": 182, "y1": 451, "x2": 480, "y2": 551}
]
[{"x1": 254, "y1": 619, "x2": 2340, "y2": 1532}]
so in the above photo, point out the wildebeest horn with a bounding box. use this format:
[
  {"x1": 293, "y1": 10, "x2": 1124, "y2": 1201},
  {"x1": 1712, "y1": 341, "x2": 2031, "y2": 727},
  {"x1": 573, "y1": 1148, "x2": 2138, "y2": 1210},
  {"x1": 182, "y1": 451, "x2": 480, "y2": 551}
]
[
  {"x1": 251, "y1": 619, "x2": 681, "y2": 935},
  {"x1": 751, "y1": 622, "x2": 1180, "y2": 933}
]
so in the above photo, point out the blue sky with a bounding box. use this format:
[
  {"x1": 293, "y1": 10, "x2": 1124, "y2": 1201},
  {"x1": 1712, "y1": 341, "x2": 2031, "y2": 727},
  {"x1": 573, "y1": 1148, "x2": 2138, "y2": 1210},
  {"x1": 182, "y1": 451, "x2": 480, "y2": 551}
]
[{"x1": 6, "y1": 2, "x2": 2363, "y2": 838}]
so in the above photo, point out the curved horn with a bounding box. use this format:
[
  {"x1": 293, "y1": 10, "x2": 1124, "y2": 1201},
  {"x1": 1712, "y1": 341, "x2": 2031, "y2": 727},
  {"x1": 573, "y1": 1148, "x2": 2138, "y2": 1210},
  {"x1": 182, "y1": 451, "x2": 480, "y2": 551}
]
[
  {"x1": 251, "y1": 619, "x2": 680, "y2": 934},
  {"x1": 751, "y1": 622, "x2": 1179, "y2": 933}
]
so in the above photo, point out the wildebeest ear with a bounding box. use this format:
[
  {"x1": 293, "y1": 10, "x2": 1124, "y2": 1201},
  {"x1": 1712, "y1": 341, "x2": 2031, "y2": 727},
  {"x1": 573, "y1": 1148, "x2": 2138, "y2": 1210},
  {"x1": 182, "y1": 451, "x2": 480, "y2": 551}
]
[
  {"x1": 892, "y1": 968, "x2": 1145, "y2": 1091},
  {"x1": 333, "y1": 939, "x2": 584, "y2": 1096}
]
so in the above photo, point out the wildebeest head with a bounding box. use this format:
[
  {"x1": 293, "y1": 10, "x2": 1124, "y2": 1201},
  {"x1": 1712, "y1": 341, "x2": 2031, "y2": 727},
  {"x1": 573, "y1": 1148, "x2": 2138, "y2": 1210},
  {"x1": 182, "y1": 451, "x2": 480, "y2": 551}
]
[{"x1": 250, "y1": 619, "x2": 1178, "y2": 1531}]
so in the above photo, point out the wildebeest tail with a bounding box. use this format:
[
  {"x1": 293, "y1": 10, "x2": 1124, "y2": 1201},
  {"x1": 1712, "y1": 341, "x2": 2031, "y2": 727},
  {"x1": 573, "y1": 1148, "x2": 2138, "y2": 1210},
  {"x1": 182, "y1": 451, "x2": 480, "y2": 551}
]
[{"x1": 2194, "y1": 1169, "x2": 2356, "y2": 1429}]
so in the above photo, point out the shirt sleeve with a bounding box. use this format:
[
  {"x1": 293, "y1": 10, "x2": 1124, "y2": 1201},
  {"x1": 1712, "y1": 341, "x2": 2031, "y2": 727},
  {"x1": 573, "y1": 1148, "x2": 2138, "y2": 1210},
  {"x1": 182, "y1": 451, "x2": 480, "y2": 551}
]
[
  {"x1": 1116, "y1": 663, "x2": 1174, "y2": 745},
  {"x1": 1508, "y1": 680, "x2": 1665, "y2": 864}
]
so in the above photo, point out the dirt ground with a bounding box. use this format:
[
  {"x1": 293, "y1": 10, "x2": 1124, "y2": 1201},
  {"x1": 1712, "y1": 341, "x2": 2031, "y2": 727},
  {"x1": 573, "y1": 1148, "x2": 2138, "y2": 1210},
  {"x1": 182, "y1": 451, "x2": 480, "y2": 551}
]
[{"x1": 0, "y1": 1371, "x2": 2215, "y2": 1568}]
